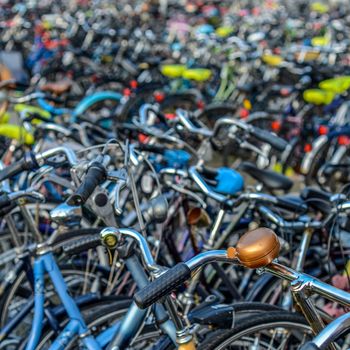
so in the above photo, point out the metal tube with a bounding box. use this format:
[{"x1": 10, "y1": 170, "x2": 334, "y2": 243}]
[
  {"x1": 37, "y1": 146, "x2": 78, "y2": 166},
  {"x1": 207, "y1": 208, "x2": 226, "y2": 247},
  {"x1": 186, "y1": 250, "x2": 230, "y2": 271},
  {"x1": 188, "y1": 167, "x2": 227, "y2": 203},
  {"x1": 313, "y1": 312, "x2": 350, "y2": 349},
  {"x1": 265, "y1": 263, "x2": 350, "y2": 307},
  {"x1": 294, "y1": 229, "x2": 313, "y2": 272}
]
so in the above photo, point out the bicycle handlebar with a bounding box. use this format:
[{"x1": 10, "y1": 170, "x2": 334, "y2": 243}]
[
  {"x1": 0, "y1": 147, "x2": 78, "y2": 182},
  {"x1": 67, "y1": 161, "x2": 107, "y2": 206},
  {"x1": 135, "y1": 247, "x2": 350, "y2": 310},
  {"x1": 134, "y1": 250, "x2": 229, "y2": 309}
]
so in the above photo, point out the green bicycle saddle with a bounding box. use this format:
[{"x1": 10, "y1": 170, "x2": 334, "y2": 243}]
[
  {"x1": 303, "y1": 89, "x2": 335, "y2": 105},
  {"x1": 160, "y1": 64, "x2": 187, "y2": 79},
  {"x1": 182, "y1": 68, "x2": 212, "y2": 82}
]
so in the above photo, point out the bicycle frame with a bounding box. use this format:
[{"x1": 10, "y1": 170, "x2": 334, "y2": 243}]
[
  {"x1": 263, "y1": 262, "x2": 350, "y2": 337},
  {"x1": 25, "y1": 246, "x2": 176, "y2": 350},
  {"x1": 36, "y1": 90, "x2": 122, "y2": 120}
]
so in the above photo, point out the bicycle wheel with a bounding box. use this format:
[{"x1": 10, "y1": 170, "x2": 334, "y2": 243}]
[
  {"x1": 34, "y1": 300, "x2": 174, "y2": 350},
  {"x1": 198, "y1": 312, "x2": 312, "y2": 350}
]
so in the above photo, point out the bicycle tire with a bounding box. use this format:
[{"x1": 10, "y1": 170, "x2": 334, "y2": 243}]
[{"x1": 198, "y1": 311, "x2": 311, "y2": 350}]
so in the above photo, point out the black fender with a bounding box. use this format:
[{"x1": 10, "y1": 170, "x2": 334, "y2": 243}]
[{"x1": 188, "y1": 301, "x2": 283, "y2": 329}]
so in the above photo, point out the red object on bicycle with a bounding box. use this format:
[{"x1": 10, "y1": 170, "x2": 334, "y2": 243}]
[{"x1": 318, "y1": 125, "x2": 328, "y2": 135}]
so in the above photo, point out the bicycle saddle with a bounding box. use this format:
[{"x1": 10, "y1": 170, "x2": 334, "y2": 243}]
[
  {"x1": 261, "y1": 54, "x2": 283, "y2": 67},
  {"x1": 229, "y1": 227, "x2": 280, "y2": 268},
  {"x1": 199, "y1": 166, "x2": 244, "y2": 196},
  {"x1": 319, "y1": 76, "x2": 350, "y2": 94},
  {"x1": 303, "y1": 89, "x2": 335, "y2": 105},
  {"x1": 238, "y1": 162, "x2": 293, "y2": 192},
  {"x1": 160, "y1": 64, "x2": 187, "y2": 79},
  {"x1": 301, "y1": 187, "x2": 332, "y2": 214},
  {"x1": 41, "y1": 80, "x2": 72, "y2": 95},
  {"x1": 182, "y1": 68, "x2": 212, "y2": 82},
  {"x1": 294, "y1": 50, "x2": 320, "y2": 62},
  {"x1": 215, "y1": 26, "x2": 233, "y2": 38},
  {"x1": 311, "y1": 36, "x2": 330, "y2": 47}
]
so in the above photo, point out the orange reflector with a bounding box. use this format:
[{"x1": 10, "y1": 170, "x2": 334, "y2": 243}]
[
  {"x1": 338, "y1": 136, "x2": 350, "y2": 146},
  {"x1": 318, "y1": 125, "x2": 328, "y2": 135},
  {"x1": 304, "y1": 143, "x2": 312, "y2": 153},
  {"x1": 165, "y1": 113, "x2": 176, "y2": 120},
  {"x1": 123, "y1": 88, "x2": 132, "y2": 97},
  {"x1": 138, "y1": 134, "x2": 149, "y2": 143},
  {"x1": 130, "y1": 80, "x2": 138, "y2": 89},
  {"x1": 197, "y1": 100, "x2": 205, "y2": 109},
  {"x1": 239, "y1": 108, "x2": 249, "y2": 119},
  {"x1": 154, "y1": 92, "x2": 165, "y2": 103},
  {"x1": 271, "y1": 120, "x2": 281, "y2": 132}
]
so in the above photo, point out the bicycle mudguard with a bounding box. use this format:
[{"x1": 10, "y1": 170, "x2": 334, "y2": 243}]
[
  {"x1": 301, "y1": 128, "x2": 350, "y2": 176},
  {"x1": 72, "y1": 91, "x2": 122, "y2": 122},
  {"x1": 300, "y1": 135, "x2": 328, "y2": 175},
  {"x1": 0, "y1": 124, "x2": 34, "y2": 144},
  {"x1": 188, "y1": 302, "x2": 283, "y2": 329},
  {"x1": 213, "y1": 167, "x2": 244, "y2": 196}
]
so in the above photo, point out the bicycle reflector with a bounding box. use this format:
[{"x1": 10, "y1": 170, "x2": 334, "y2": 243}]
[{"x1": 318, "y1": 125, "x2": 328, "y2": 135}]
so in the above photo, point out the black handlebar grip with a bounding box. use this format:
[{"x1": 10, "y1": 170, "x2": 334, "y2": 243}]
[
  {"x1": 134, "y1": 263, "x2": 191, "y2": 309},
  {"x1": 0, "y1": 152, "x2": 38, "y2": 182},
  {"x1": 62, "y1": 234, "x2": 101, "y2": 256},
  {"x1": 250, "y1": 127, "x2": 288, "y2": 152},
  {"x1": 0, "y1": 194, "x2": 11, "y2": 210},
  {"x1": 299, "y1": 342, "x2": 320, "y2": 350},
  {"x1": 276, "y1": 197, "x2": 308, "y2": 213},
  {"x1": 67, "y1": 162, "x2": 107, "y2": 206},
  {"x1": 137, "y1": 143, "x2": 165, "y2": 154},
  {"x1": 0, "y1": 202, "x2": 16, "y2": 217}
]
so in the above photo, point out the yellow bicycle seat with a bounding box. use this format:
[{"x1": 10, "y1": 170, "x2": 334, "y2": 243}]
[
  {"x1": 319, "y1": 77, "x2": 350, "y2": 94},
  {"x1": 261, "y1": 54, "x2": 283, "y2": 66},
  {"x1": 310, "y1": 2, "x2": 329, "y2": 14},
  {"x1": 303, "y1": 89, "x2": 335, "y2": 105},
  {"x1": 215, "y1": 26, "x2": 233, "y2": 38},
  {"x1": 160, "y1": 64, "x2": 187, "y2": 79},
  {"x1": 0, "y1": 124, "x2": 34, "y2": 144},
  {"x1": 311, "y1": 36, "x2": 330, "y2": 47},
  {"x1": 182, "y1": 68, "x2": 212, "y2": 82},
  {"x1": 295, "y1": 51, "x2": 320, "y2": 62},
  {"x1": 337, "y1": 76, "x2": 350, "y2": 90}
]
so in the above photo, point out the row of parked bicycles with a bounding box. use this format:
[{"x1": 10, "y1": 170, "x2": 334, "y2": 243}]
[{"x1": 0, "y1": 0, "x2": 349, "y2": 349}]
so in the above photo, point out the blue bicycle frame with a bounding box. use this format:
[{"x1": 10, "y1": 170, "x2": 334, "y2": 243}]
[
  {"x1": 37, "y1": 91, "x2": 122, "y2": 121},
  {"x1": 25, "y1": 250, "x2": 176, "y2": 350}
]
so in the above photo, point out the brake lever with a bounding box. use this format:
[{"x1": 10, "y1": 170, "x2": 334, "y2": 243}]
[{"x1": 108, "y1": 168, "x2": 128, "y2": 215}]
